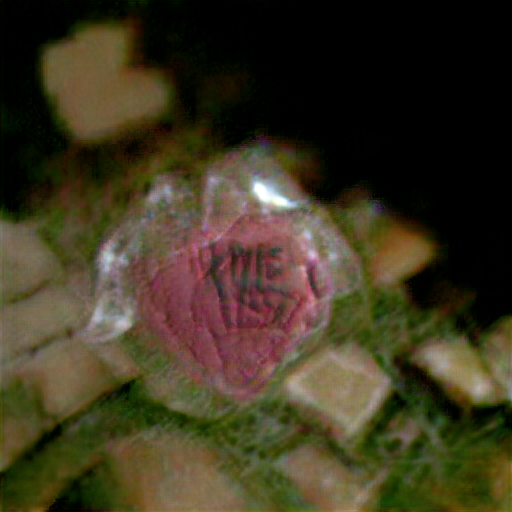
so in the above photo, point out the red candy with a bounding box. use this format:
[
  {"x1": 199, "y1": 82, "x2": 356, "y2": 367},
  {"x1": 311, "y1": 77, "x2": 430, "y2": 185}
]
[
  {"x1": 85, "y1": 144, "x2": 361, "y2": 405},
  {"x1": 137, "y1": 214, "x2": 331, "y2": 400}
]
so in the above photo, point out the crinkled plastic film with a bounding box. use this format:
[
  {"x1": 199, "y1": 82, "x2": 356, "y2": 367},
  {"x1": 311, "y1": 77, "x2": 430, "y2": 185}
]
[{"x1": 84, "y1": 143, "x2": 362, "y2": 401}]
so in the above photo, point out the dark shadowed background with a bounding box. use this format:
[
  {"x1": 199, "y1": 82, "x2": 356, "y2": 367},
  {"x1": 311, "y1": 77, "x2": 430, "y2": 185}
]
[{"x1": 1, "y1": 1, "x2": 508, "y2": 329}]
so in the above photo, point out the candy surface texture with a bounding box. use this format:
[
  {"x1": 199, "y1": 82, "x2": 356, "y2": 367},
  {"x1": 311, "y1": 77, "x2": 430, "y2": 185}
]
[{"x1": 85, "y1": 144, "x2": 361, "y2": 399}]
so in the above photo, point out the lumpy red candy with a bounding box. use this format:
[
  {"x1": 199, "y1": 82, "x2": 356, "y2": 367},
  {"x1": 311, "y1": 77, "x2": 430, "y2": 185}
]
[
  {"x1": 84, "y1": 142, "x2": 362, "y2": 402},
  {"x1": 136, "y1": 214, "x2": 331, "y2": 400}
]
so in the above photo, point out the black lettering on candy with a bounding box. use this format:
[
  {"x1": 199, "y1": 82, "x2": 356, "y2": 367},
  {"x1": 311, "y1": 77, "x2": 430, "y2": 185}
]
[{"x1": 205, "y1": 240, "x2": 302, "y2": 331}]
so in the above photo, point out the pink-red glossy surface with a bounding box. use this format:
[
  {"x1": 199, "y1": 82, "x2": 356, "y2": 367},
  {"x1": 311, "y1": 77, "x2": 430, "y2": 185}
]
[{"x1": 136, "y1": 214, "x2": 331, "y2": 400}]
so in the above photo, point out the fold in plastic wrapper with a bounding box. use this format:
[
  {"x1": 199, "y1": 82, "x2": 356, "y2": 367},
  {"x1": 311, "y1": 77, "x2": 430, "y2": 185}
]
[{"x1": 83, "y1": 143, "x2": 362, "y2": 402}]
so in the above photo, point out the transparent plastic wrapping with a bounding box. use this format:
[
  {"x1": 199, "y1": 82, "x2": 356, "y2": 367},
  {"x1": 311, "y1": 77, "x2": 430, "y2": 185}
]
[{"x1": 83, "y1": 143, "x2": 362, "y2": 401}]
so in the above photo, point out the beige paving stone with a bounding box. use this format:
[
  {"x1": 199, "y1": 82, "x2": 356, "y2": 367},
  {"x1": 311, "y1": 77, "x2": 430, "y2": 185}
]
[
  {"x1": 41, "y1": 22, "x2": 171, "y2": 142},
  {"x1": 283, "y1": 343, "x2": 393, "y2": 443},
  {"x1": 0, "y1": 409, "x2": 47, "y2": 473},
  {"x1": 412, "y1": 337, "x2": 507, "y2": 406},
  {"x1": 107, "y1": 429, "x2": 249, "y2": 511},
  {"x1": 43, "y1": 24, "x2": 131, "y2": 90},
  {"x1": 332, "y1": 198, "x2": 435, "y2": 289},
  {"x1": 14, "y1": 337, "x2": 126, "y2": 420},
  {"x1": 277, "y1": 444, "x2": 386, "y2": 511},
  {"x1": 0, "y1": 220, "x2": 64, "y2": 304},
  {"x1": 481, "y1": 316, "x2": 512, "y2": 401},
  {"x1": 88, "y1": 343, "x2": 140, "y2": 383},
  {"x1": 1, "y1": 285, "x2": 85, "y2": 362},
  {"x1": 371, "y1": 218, "x2": 437, "y2": 286}
]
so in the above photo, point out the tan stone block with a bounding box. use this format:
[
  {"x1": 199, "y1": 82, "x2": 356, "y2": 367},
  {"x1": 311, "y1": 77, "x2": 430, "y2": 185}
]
[
  {"x1": 60, "y1": 69, "x2": 169, "y2": 142},
  {"x1": 15, "y1": 337, "x2": 120, "y2": 420},
  {"x1": 413, "y1": 337, "x2": 506, "y2": 406},
  {"x1": 481, "y1": 316, "x2": 512, "y2": 400},
  {"x1": 42, "y1": 24, "x2": 131, "y2": 95},
  {"x1": 107, "y1": 430, "x2": 249, "y2": 511},
  {"x1": 371, "y1": 218, "x2": 437, "y2": 286},
  {"x1": 284, "y1": 343, "x2": 393, "y2": 442},
  {"x1": 277, "y1": 444, "x2": 386, "y2": 511},
  {"x1": 0, "y1": 411, "x2": 46, "y2": 472},
  {"x1": 1, "y1": 285, "x2": 85, "y2": 362},
  {"x1": 40, "y1": 22, "x2": 171, "y2": 142},
  {"x1": 0, "y1": 376, "x2": 50, "y2": 471},
  {"x1": 88, "y1": 343, "x2": 140, "y2": 383},
  {"x1": 0, "y1": 220, "x2": 64, "y2": 304}
]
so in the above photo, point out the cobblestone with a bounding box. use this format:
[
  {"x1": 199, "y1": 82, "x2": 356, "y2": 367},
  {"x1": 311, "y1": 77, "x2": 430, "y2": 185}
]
[
  {"x1": 14, "y1": 337, "x2": 133, "y2": 420},
  {"x1": 41, "y1": 22, "x2": 171, "y2": 142},
  {"x1": 277, "y1": 444, "x2": 386, "y2": 511},
  {"x1": 283, "y1": 342, "x2": 393, "y2": 444},
  {"x1": 1, "y1": 285, "x2": 86, "y2": 362},
  {"x1": 0, "y1": 220, "x2": 64, "y2": 304},
  {"x1": 371, "y1": 217, "x2": 437, "y2": 286},
  {"x1": 88, "y1": 342, "x2": 140, "y2": 384},
  {"x1": 0, "y1": 336, "x2": 138, "y2": 473},
  {"x1": 333, "y1": 198, "x2": 437, "y2": 288},
  {"x1": 107, "y1": 430, "x2": 250, "y2": 511},
  {"x1": 0, "y1": 375, "x2": 51, "y2": 471},
  {"x1": 412, "y1": 337, "x2": 506, "y2": 406}
]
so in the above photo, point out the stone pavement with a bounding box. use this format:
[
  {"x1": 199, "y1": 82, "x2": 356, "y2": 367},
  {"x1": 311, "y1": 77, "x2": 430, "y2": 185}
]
[{"x1": 1, "y1": 219, "x2": 140, "y2": 472}]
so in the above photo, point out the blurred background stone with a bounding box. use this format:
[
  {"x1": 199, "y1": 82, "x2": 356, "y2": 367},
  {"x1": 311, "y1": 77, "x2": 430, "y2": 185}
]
[
  {"x1": 40, "y1": 22, "x2": 173, "y2": 143},
  {"x1": 14, "y1": 337, "x2": 126, "y2": 420},
  {"x1": 0, "y1": 374, "x2": 51, "y2": 471},
  {"x1": 370, "y1": 218, "x2": 438, "y2": 287},
  {"x1": 277, "y1": 444, "x2": 387, "y2": 511},
  {"x1": 106, "y1": 430, "x2": 250, "y2": 511},
  {"x1": 1, "y1": 285, "x2": 85, "y2": 362},
  {"x1": 0, "y1": 220, "x2": 64, "y2": 305},
  {"x1": 283, "y1": 342, "x2": 393, "y2": 443},
  {"x1": 1, "y1": 336, "x2": 139, "y2": 472},
  {"x1": 412, "y1": 337, "x2": 506, "y2": 407}
]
